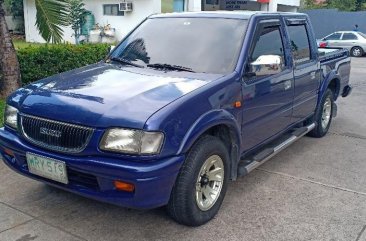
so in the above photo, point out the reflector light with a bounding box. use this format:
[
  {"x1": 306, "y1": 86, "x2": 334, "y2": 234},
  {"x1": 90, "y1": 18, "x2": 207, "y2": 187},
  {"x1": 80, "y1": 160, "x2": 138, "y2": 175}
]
[{"x1": 114, "y1": 180, "x2": 135, "y2": 192}]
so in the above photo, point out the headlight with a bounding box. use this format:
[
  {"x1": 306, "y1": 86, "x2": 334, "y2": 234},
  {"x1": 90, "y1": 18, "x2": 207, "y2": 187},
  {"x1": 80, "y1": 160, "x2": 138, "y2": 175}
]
[
  {"x1": 100, "y1": 129, "x2": 164, "y2": 155},
  {"x1": 4, "y1": 105, "x2": 18, "y2": 129}
]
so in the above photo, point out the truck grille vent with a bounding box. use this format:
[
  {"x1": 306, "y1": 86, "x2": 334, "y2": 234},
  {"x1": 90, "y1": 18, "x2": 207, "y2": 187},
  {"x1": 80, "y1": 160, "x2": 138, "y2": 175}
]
[{"x1": 20, "y1": 114, "x2": 94, "y2": 153}]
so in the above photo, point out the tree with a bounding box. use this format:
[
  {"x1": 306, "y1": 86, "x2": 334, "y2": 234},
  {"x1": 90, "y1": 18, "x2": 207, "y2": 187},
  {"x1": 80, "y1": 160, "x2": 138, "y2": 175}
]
[
  {"x1": 0, "y1": 0, "x2": 21, "y2": 99},
  {"x1": 35, "y1": 0, "x2": 69, "y2": 43},
  {"x1": 327, "y1": 0, "x2": 357, "y2": 11},
  {"x1": 303, "y1": 0, "x2": 366, "y2": 11},
  {"x1": 303, "y1": 0, "x2": 327, "y2": 9},
  {"x1": 0, "y1": 0, "x2": 68, "y2": 99},
  {"x1": 356, "y1": 0, "x2": 366, "y2": 10},
  {"x1": 66, "y1": 0, "x2": 86, "y2": 44}
]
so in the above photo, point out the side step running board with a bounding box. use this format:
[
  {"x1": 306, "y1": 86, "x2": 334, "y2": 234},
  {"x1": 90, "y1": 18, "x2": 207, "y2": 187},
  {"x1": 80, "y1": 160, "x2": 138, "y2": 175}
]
[{"x1": 238, "y1": 123, "x2": 316, "y2": 177}]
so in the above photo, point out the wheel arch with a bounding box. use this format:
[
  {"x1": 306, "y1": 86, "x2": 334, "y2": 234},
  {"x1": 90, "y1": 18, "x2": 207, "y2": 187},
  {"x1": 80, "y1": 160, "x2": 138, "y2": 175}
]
[
  {"x1": 319, "y1": 71, "x2": 341, "y2": 106},
  {"x1": 177, "y1": 109, "x2": 241, "y2": 180}
]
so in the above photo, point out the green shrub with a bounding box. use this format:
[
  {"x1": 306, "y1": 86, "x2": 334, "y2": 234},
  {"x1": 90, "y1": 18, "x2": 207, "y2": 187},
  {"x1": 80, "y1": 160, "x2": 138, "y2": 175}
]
[
  {"x1": 0, "y1": 99, "x2": 5, "y2": 127},
  {"x1": 17, "y1": 43, "x2": 110, "y2": 84}
]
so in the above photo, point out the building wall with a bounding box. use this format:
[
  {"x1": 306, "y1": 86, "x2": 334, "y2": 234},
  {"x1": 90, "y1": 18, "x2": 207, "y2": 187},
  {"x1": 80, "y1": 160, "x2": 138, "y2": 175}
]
[
  {"x1": 204, "y1": 0, "x2": 299, "y2": 12},
  {"x1": 5, "y1": 16, "x2": 24, "y2": 33},
  {"x1": 24, "y1": 0, "x2": 300, "y2": 43},
  {"x1": 302, "y1": 8, "x2": 366, "y2": 38},
  {"x1": 24, "y1": 0, "x2": 164, "y2": 43}
]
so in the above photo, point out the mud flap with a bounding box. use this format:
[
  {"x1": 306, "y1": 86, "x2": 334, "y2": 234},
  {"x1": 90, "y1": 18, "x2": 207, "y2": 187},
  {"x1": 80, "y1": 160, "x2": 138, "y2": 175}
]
[{"x1": 332, "y1": 102, "x2": 338, "y2": 118}]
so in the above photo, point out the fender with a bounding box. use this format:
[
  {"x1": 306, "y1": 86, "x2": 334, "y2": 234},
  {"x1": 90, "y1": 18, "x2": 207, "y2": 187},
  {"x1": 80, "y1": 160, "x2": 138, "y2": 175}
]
[
  {"x1": 318, "y1": 70, "x2": 340, "y2": 107},
  {"x1": 177, "y1": 109, "x2": 241, "y2": 157}
]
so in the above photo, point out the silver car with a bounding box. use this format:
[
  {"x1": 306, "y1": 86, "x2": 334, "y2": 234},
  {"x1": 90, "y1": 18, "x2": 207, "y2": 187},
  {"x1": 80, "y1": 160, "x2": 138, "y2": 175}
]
[{"x1": 319, "y1": 31, "x2": 366, "y2": 57}]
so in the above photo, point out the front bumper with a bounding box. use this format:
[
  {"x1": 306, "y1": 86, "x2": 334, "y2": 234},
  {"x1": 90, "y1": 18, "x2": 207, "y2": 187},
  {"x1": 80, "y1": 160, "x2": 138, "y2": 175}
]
[{"x1": 0, "y1": 128, "x2": 184, "y2": 209}]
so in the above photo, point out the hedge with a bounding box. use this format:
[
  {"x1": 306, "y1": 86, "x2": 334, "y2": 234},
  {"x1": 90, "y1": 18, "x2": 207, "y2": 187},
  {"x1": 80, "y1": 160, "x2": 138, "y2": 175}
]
[
  {"x1": 17, "y1": 43, "x2": 110, "y2": 84},
  {"x1": 0, "y1": 99, "x2": 5, "y2": 127}
]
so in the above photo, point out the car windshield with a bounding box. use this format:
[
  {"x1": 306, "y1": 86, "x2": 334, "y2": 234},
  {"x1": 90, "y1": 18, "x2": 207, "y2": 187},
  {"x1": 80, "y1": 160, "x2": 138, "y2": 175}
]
[
  {"x1": 358, "y1": 32, "x2": 366, "y2": 39},
  {"x1": 110, "y1": 17, "x2": 248, "y2": 74}
]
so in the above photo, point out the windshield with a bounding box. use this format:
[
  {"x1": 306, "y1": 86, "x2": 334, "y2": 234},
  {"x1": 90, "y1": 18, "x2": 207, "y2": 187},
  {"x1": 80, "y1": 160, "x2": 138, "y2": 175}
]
[{"x1": 110, "y1": 17, "x2": 247, "y2": 74}]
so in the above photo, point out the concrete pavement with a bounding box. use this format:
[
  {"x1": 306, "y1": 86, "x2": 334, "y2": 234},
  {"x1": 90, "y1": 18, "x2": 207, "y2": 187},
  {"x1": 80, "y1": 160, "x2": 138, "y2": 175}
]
[{"x1": 0, "y1": 58, "x2": 365, "y2": 241}]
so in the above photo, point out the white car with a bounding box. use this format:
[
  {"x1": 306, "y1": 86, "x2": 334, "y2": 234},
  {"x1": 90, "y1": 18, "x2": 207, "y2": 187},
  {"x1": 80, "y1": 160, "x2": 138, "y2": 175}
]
[{"x1": 319, "y1": 31, "x2": 366, "y2": 57}]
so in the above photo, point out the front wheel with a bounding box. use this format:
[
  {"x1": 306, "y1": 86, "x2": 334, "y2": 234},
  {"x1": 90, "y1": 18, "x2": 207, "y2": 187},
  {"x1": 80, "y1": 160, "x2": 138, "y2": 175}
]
[
  {"x1": 308, "y1": 89, "x2": 334, "y2": 138},
  {"x1": 167, "y1": 136, "x2": 229, "y2": 226}
]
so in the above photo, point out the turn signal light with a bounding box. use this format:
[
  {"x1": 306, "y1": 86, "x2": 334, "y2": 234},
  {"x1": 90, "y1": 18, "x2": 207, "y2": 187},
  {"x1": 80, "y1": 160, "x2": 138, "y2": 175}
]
[
  {"x1": 234, "y1": 101, "x2": 242, "y2": 108},
  {"x1": 114, "y1": 180, "x2": 135, "y2": 192},
  {"x1": 4, "y1": 148, "x2": 14, "y2": 157}
]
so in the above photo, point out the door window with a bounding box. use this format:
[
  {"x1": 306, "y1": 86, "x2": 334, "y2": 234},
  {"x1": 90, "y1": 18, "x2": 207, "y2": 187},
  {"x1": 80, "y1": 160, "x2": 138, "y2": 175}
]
[
  {"x1": 248, "y1": 23, "x2": 286, "y2": 78},
  {"x1": 287, "y1": 25, "x2": 312, "y2": 65},
  {"x1": 324, "y1": 33, "x2": 341, "y2": 40},
  {"x1": 342, "y1": 33, "x2": 358, "y2": 40}
]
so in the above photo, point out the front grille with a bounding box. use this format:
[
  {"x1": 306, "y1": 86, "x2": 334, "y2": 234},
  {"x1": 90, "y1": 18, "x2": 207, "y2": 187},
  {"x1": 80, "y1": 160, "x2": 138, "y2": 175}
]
[{"x1": 20, "y1": 114, "x2": 94, "y2": 153}]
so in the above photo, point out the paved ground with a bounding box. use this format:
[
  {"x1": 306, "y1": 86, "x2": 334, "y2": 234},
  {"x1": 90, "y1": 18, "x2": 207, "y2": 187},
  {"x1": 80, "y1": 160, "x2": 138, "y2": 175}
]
[{"x1": 0, "y1": 58, "x2": 366, "y2": 241}]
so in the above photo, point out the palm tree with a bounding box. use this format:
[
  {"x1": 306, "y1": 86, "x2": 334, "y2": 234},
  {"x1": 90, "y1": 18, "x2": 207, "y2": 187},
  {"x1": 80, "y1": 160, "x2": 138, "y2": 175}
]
[
  {"x1": 0, "y1": 0, "x2": 68, "y2": 99},
  {"x1": 0, "y1": 0, "x2": 21, "y2": 99}
]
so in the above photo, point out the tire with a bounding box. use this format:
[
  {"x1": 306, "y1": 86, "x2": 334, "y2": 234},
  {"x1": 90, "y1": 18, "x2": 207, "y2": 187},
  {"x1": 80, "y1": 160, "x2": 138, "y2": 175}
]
[
  {"x1": 351, "y1": 46, "x2": 364, "y2": 57},
  {"x1": 308, "y1": 89, "x2": 334, "y2": 138},
  {"x1": 167, "y1": 135, "x2": 229, "y2": 226}
]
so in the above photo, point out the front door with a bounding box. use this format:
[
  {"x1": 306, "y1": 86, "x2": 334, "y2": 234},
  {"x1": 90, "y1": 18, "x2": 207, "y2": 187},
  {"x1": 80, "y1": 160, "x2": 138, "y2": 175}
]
[
  {"x1": 323, "y1": 32, "x2": 343, "y2": 48},
  {"x1": 241, "y1": 19, "x2": 294, "y2": 151}
]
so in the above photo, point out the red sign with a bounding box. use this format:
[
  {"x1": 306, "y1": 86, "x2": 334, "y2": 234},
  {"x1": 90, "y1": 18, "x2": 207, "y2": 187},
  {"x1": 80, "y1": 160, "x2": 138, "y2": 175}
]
[{"x1": 257, "y1": 0, "x2": 270, "y2": 3}]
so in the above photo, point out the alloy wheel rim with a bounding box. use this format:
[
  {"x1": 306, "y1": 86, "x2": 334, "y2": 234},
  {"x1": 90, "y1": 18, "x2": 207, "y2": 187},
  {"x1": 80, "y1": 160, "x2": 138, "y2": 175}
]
[
  {"x1": 195, "y1": 155, "x2": 224, "y2": 211},
  {"x1": 321, "y1": 97, "x2": 332, "y2": 130},
  {"x1": 353, "y1": 48, "x2": 361, "y2": 56}
]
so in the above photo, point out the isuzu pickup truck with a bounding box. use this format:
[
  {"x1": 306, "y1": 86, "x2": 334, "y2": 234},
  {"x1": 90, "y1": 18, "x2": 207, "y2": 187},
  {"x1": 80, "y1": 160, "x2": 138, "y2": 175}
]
[{"x1": 0, "y1": 12, "x2": 352, "y2": 226}]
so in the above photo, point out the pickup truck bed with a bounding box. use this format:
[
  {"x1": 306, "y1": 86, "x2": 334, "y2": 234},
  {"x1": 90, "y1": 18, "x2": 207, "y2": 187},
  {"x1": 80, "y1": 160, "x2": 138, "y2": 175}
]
[{"x1": 318, "y1": 48, "x2": 349, "y2": 62}]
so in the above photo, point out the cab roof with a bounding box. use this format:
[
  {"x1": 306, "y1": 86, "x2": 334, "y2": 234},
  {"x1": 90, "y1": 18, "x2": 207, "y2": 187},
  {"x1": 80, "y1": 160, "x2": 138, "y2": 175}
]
[{"x1": 150, "y1": 11, "x2": 308, "y2": 20}]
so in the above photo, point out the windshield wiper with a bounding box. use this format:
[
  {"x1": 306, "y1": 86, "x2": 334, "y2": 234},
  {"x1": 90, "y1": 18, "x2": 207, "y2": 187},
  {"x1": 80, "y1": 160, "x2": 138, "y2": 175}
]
[
  {"x1": 147, "y1": 63, "x2": 195, "y2": 72},
  {"x1": 110, "y1": 57, "x2": 144, "y2": 68}
]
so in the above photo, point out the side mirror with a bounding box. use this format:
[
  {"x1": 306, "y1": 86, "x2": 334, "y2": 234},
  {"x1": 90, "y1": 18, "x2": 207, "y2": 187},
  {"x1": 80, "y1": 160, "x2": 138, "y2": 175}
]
[
  {"x1": 249, "y1": 55, "x2": 283, "y2": 77},
  {"x1": 108, "y1": 45, "x2": 116, "y2": 54}
]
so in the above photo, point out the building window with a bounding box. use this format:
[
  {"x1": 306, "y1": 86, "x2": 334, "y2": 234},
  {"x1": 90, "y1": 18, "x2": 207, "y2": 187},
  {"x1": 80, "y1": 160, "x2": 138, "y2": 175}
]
[
  {"x1": 103, "y1": 4, "x2": 124, "y2": 16},
  {"x1": 161, "y1": 0, "x2": 185, "y2": 13}
]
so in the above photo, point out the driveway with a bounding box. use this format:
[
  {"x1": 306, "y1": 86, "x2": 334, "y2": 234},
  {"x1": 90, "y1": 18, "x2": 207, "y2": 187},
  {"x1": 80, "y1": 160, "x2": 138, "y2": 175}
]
[{"x1": 0, "y1": 58, "x2": 366, "y2": 241}]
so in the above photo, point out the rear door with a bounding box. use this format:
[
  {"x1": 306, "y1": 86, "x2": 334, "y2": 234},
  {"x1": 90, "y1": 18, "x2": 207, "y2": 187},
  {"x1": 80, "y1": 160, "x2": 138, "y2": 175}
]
[
  {"x1": 241, "y1": 18, "x2": 294, "y2": 150},
  {"x1": 286, "y1": 18, "x2": 320, "y2": 122},
  {"x1": 340, "y1": 32, "x2": 359, "y2": 50}
]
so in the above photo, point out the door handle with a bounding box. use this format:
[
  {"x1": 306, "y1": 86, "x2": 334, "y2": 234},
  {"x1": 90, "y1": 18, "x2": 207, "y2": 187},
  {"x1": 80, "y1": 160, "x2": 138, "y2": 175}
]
[
  {"x1": 284, "y1": 80, "x2": 292, "y2": 90},
  {"x1": 310, "y1": 72, "x2": 316, "y2": 80}
]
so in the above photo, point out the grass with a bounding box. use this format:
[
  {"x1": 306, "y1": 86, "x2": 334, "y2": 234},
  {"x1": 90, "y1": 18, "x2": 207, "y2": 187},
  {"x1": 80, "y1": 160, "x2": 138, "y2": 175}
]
[
  {"x1": 13, "y1": 39, "x2": 45, "y2": 50},
  {"x1": 0, "y1": 99, "x2": 5, "y2": 127}
]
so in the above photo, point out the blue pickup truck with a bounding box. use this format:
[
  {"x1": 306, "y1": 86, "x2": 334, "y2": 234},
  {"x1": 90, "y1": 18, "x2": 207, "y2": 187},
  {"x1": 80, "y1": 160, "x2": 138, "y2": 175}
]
[{"x1": 0, "y1": 12, "x2": 352, "y2": 226}]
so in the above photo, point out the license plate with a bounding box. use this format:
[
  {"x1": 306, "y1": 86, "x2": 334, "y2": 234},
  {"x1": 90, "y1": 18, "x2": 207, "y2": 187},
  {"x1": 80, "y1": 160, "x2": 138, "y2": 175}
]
[{"x1": 26, "y1": 153, "x2": 68, "y2": 184}]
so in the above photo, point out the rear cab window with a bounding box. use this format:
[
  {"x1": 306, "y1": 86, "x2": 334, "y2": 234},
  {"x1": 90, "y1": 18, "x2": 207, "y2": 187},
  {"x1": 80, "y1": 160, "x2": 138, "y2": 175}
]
[{"x1": 287, "y1": 24, "x2": 313, "y2": 65}]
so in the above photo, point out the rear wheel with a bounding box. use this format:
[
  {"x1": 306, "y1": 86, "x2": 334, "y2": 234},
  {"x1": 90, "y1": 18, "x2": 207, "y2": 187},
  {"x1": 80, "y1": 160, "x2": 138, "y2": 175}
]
[
  {"x1": 167, "y1": 136, "x2": 229, "y2": 226},
  {"x1": 351, "y1": 46, "x2": 364, "y2": 57},
  {"x1": 308, "y1": 89, "x2": 334, "y2": 138}
]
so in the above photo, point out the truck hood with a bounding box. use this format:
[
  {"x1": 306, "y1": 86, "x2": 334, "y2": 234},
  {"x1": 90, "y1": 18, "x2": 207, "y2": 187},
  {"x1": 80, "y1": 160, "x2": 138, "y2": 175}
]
[{"x1": 14, "y1": 63, "x2": 220, "y2": 129}]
